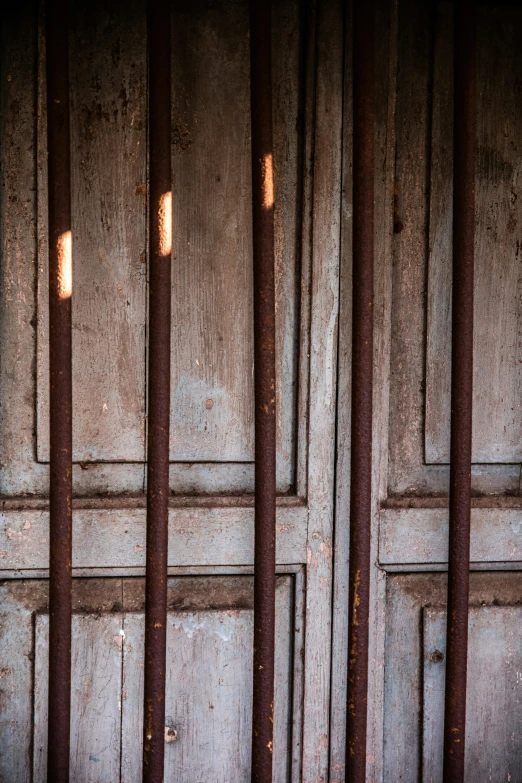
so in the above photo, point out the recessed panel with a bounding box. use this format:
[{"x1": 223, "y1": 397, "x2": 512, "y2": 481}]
[
  {"x1": 423, "y1": 606, "x2": 522, "y2": 782},
  {"x1": 425, "y1": 2, "x2": 522, "y2": 464},
  {"x1": 121, "y1": 577, "x2": 294, "y2": 781}
]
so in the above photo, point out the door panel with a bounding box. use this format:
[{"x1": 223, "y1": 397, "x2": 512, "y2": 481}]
[
  {"x1": 425, "y1": 1, "x2": 522, "y2": 465},
  {"x1": 423, "y1": 606, "x2": 522, "y2": 782},
  {"x1": 35, "y1": 0, "x2": 303, "y2": 491},
  {"x1": 384, "y1": 574, "x2": 522, "y2": 783},
  {"x1": 378, "y1": 2, "x2": 522, "y2": 780},
  {"x1": 0, "y1": 0, "x2": 340, "y2": 778},
  {"x1": 0, "y1": 576, "x2": 299, "y2": 782}
]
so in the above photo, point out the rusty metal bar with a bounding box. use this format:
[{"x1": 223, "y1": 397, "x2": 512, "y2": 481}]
[
  {"x1": 443, "y1": 1, "x2": 476, "y2": 780},
  {"x1": 249, "y1": 2, "x2": 277, "y2": 781},
  {"x1": 142, "y1": 0, "x2": 172, "y2": 780},
  {"x1": 346, "y1": 0, "x2": 375, "y2": 780},
  {"x1": 46, "y1": 0, "x2": 73, "y2": 779}
]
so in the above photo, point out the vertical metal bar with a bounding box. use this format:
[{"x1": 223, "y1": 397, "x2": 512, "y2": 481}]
[
  {"x1": 142, "y1": 0, "x2": 171, "y2": 780},
  {"x1": 249, "y1": 2, "x2": 277, "y2": 781},
  {"x1": 46, "y1": 0, "x2": 73, "y2": 779},
  {"x1": 346, "y1": 0, "x2": 375, "y2": 780},
  {"x1": 443, "y1": 1, "x2": 475, "y2": 780}
]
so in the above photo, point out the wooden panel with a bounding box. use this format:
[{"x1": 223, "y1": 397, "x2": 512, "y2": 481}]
[
  {"x1": 380, "y1": 506, "x2": 522, "y2": 566},
  {"x1": 423, "y1": 606, "x2": 522, "y2": 782},
  {"x1": 0, "y1": 2, "x2": 49, "y2": 497},
  {"x1": 33, "y1": 613, "x2": 123, "y2": 781},
  {"x1": 0, "y1": 583, "x2": 34, "y2": 781},
  {"x1": 0, "y1": 502, "x2": 307, "y2": 571},
  {"x1": 300, "y1": 0, "x2": 343, "y2": 779},
  {"x1": 32, "y1": 0, "x2": 302, "y2": 488},
  {"x1": 169, "y1": 0, "x2": 301, "y2": 481},
  {"x1": 384, "y1": 573, "x2": 522, "y2": 782},
  {"x1": 169, "y1": 0, "x2": 253, "y2": 463},
  {"x1": 121, "y1": 577, "x2": 294, "y2": 781},
  {"x1": 388, "y1": 0, "x2": 520, "y2": 495},
  {"x1": 425, "y1": 1, "x2": 522, "y2": 464},
  {"x1": 37, "y1": 0, "x2": 148, "y2": 462}
]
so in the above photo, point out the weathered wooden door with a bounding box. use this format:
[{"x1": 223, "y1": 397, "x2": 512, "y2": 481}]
[
  {"x1": 1, "y1": 0, "x2": 521, "y2": 781},
  {"x1": 1, "y1": 0, "x2": 338, "y2": 780},
  {"x1": 373, "y1": 2, "x2": 522, "y2": 781}
]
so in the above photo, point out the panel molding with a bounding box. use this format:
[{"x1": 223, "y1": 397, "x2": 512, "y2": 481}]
[
  {"x1": 380, "y1": 506, "x2": 522, "y2": 567},
  {"x1": 0, "y1": 502, "x2": 307, "y2": 572}
]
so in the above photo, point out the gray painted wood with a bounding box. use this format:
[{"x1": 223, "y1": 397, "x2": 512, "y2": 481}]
[
  {"x1": 37, "y1": 0, "x2": 148, "y2": 462},
  {"x1": 425, "y1": 1, "x2": 522, "y2": 464},
  {"x1": 384, "y1": 573, "x2": 522, "y2": 782},
  {"x1": 423, "y1": 606, "x2": 522, "y2": 782},
  {"x1": 0, "y1": 2, "x2": 48, "y2": 497},
  {"x1": 0, "y1": 503, "x2": 307, "y2": 571},
  {"x1": 121, "y1": 577, "x2": 294, "y2": 781},
  {"x1": 388, "y1": 0, "x2": 521, "y2": 496},
  {"x1": 33, "y1": 613, "x2": 123, "y2": 782},
  {"x1": 301, "y1": 0, "x2": 343, "y2": 779},
  {"x1": 0, "y1": 582, "x2": 34, "y2": 781},
  {"x1": 33, "y1": 0, "x2": 302, "y2": 491},
  {"x1": 383, "y1": 574, "x2": 424, "y2": 782},
  {"x1": 329, "y1": 1, "x2": 398, "y2": 780},
  {"x1": 170, "y1": 0, "x2": 301, "y2": 488},
  {"x1": 380, "y1": 506, "x2": 522, "y2": 566}
]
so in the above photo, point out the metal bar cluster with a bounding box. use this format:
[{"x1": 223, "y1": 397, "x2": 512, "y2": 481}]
[
  {"x1": 346, "y1": 1, "x2": 375, "y2": 781},
  {"x1": 46, "y1": 0, "x2": 73, "y2": 779},
  {"x1": 443, "y1": 1, "x2": 476, "y2": 780},
  {"x1": 142, "y1": 0, "x2": 172, "y2": 780},
  {"x1": 249, "y1": 2, "x2": 277, "y2": 781}
]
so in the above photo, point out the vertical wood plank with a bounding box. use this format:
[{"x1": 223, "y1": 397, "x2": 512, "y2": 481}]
[
  {"x1": 388, "y1": 0, "x2": 520, "y2": 496},
  {"x1": 169, "y1": 0, "x2": 302, "y2": 485},
  {"x1": 301, "y1": 0, "x2": 343, "y2": 779},
  {"x1": 272, "y1": 0, "x2": 304, "y2": 492},
  {"x1": 388, "y1": 0, "x2": 435, "y2": 495},
  {"x1": 330, "y1": 0, "x2": 397, "y2": 779},
  {"x1": 33, "y1": 613, "x2": 124, "y2": 782},
  {"x1": 383, "y1": 576, "x2": 426, "y2": 783},
  {"x1": 170, "y1": 0, "x2": 253, "y2": 463}
]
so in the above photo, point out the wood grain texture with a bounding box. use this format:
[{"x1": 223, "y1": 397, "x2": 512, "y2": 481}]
[
  {"x1": 27, "y1": 0, "x2": 304, "y2": 493},
  {"x1": 380, "y1": 506, "x2": 522, "y2": 566},
  {"x1": 0, "y1": 505, "x2": 307, "y2": 571},
  {"x1": 423, "y1": 606, "x2": 522, "y2": 782},
  {"x1": 425, "y1": 1, "x2": 522, "y2": 464},
  {"x1": 329, "y1": 1, "x2": 397, "y2": 780},
  {"x1": 300, "y1": 0, "x2": 343, "y2": 779},
  {"x1": 121, "y1": 577, "x2": 294, "y2": 781},
  {"x1": 33, "y1": 613, "x2": 123, "y2": 782},
  {"x1": 0, "y1": 2, "x2": 48, "y2": 497},
  {"x1": 170, "y1": 0, "x2": 301, "y2": 488},
  {"x1": 0, "y1": 582, "x2": 34, "y2": 781},
  {"x1": 384, "y1": 574, "x2": 522, "y2": 782},
  {"x1": 0, "y1": 576, "x2": 301, "y2": 779},
  {"x1": 37, "y1": 0, "x2": 148, "y2": 462},
  {"x1": 388, "y1": 0, "x2": 521, "y2": 495}
]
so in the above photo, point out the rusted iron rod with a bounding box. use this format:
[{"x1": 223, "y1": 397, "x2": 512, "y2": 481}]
[
  {"x1": 249, "y1": 2, "x2": 277, "y2": 781},
  {"x1": 443, "y1": 1, "x2": 476, "y2": 780},
  {"x1": 142, "y1": 0, "x2": 172, "y2": 780},
  {"x1": 46, "y1": 0, "x2": 73, "y2": 779},
  {"x1": 346, "y1": 0, "x2": 375, "y2": 780}
]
